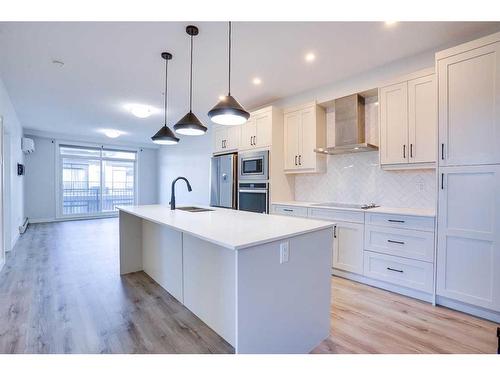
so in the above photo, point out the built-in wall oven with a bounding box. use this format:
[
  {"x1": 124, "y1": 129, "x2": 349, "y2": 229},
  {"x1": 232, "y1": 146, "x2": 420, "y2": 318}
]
[
  {"x1": 238, "y1": 150, "x2": 269, "y2": 214},
  {"x1": 238, "y1": 182, "x2": 269, "y2": 214}
]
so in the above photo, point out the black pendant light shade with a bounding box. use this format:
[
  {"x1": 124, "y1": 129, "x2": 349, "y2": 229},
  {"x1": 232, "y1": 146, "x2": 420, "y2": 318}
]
[
  {"x1": 208, "y1": 95, "x2": 249, "y2": 125},
  {"x1": 208, "y1": 21, "x2": 249, "y2": 126},
  {"x1": 152, "y1": 52, "x2": 179, "y2": 145},
  {"x1": 174, "y1": 25, "x2": 207, "y2": 136}
]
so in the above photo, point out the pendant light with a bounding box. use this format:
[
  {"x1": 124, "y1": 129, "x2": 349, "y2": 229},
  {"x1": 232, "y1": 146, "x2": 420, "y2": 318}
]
[
  {"x1": 174, "y1": 25, "x2": 207, "y2": 136},
  {"x1": 208, "y1": 22, "x2": 249, "y2": 126},
  {"x1": 151, "y1": 52, "x2": 180, "y2": 145}
]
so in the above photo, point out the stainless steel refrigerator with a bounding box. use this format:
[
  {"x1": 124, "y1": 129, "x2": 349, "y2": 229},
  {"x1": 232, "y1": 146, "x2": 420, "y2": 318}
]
[{"x1": 210, "y1": 153, "x2": 237, "y2": 209}]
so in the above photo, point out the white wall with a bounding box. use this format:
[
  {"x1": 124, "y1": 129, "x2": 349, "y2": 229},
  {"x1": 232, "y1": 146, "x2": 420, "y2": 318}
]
[
  {"x1": 157, "y1": 133, "x2": 212, "y2": 206},
  {"x1": 23, "y1": 133, "x2": 158, "y2": 222},
  {"x1": 0, "y1": 75, "x2": 24, "y2": 251}
]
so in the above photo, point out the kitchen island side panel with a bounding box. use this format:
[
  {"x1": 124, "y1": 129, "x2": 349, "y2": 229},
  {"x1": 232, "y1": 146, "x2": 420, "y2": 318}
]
[
  {"x1": 119, "y1": 210, "x2": 143, "y2": 275},
  {"x1": 235, "y1": 228, "x2": 333, "y2": 354}
]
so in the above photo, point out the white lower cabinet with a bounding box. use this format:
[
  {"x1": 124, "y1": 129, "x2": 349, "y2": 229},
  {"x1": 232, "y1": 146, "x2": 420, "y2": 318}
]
[
  {"x1": 436, "y1": 165, "x2": 500, "y2": 312},
  {"x1": 363, "y1": 251, "x2": 434, "y2": 293},
  {"x1": 332, "y1": 222, "x2": 364, "y2": 274}
]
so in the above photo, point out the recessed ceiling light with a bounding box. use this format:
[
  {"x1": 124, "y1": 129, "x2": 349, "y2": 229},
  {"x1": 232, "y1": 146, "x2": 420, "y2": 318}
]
[
  {"x1": 100, "y1": 129, "x2": 123, "y2": 138},
  {"x1": 384, "y1": 21, "x2": 398, "y2": 27},
  {"x1": 305, "y1": 52, "x2": 316, "y2": 62},
  {"x1": 252, "y1": 77, "x2": 262, "y2": 85},
  {"x1": 124, "y1": 103, "x2": 156, "y2": 118}
]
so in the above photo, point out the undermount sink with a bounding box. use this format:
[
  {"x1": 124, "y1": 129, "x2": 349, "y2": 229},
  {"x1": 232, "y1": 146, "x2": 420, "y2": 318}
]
[{"x1": 176, "y1": 206, "x2": 214, "y2": 213}]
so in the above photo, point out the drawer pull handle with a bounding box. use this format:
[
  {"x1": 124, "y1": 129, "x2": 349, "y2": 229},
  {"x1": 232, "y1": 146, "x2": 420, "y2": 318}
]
[
  {"x1": 387, "y1": 239, "x2": 405, "y2": 245},
  {"x1": 283, "y1": 209, "x2": 293, "y2": 212},
  {"x1": 333, "y1": 225, "x2": 337, "y2": 238},
  {"x1": 387, "y1": 267, "x2": 404, "y2": 273},
  {"x1": 388, "y1": 219, "x2": 405, "y2": 223}
]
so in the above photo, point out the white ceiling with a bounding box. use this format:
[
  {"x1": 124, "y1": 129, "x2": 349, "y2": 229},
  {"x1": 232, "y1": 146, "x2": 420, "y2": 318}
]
[{"x1": 1, "y1": 21, "x2": 499, "y2": 145}]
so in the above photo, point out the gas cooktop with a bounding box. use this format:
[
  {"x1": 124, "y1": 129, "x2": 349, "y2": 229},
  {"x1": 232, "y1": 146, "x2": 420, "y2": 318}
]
[{"x1": 311, "y1": 202, "x2": 379, "y2": 210}]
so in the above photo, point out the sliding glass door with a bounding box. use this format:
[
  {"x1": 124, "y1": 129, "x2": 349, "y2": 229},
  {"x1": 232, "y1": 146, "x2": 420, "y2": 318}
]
[{"x1": 59, "y1": 145, "x2": 136, "y2": 217}]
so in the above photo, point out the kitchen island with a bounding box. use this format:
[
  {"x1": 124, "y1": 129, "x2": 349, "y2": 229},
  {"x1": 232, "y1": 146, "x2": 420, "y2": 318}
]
[{"x1": 118, "y1": 204, "x2": 334, "y2": 354}]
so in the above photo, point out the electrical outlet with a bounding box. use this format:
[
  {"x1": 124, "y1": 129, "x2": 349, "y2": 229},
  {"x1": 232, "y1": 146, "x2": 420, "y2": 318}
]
[{"x1": 280, "y1": 241, "x2": 289, "y2": 264}]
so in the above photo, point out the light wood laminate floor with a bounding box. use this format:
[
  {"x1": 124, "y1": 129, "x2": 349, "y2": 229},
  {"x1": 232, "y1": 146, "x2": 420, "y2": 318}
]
[{"x1": 0, "y1": 219, "x2": 497, "y2": 354}]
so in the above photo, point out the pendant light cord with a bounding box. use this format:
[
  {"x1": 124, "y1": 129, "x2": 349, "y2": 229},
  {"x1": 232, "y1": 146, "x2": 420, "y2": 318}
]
[
  {"x1": 189, "y1": 33, "x2": 193, "y2": 112},
  {"x1": 164, "y1": 57, "x2": 168, "y2": 126},
  {"x1": 228, "y1": 21, "x2": 231, "y2": 96}
]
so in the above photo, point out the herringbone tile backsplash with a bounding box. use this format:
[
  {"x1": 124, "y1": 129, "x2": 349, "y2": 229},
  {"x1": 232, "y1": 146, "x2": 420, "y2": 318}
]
[{"x1": 294, "y1": 152, "x2": 436, "y2": 209}]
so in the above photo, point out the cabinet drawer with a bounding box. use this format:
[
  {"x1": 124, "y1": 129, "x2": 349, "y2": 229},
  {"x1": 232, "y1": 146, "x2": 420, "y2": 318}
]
[
  {"x1": 308, "y1": 208, "x2": 364, "y2": 224},
  {"x1": 365, "y1": 212, "x2": 434, "y2": 231},
  {"x1": 363, "y1": 251, "x2": 434, "y2": 293},
  {"x1": 364, "y1": 225, "x2": 434, "y2": 262},
  {"x1": 271, "y1": 205, "x2": 308, "y2": 218}
]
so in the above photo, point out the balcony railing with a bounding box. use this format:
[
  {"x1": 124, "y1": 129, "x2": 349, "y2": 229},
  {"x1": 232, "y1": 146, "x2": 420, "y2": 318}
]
[{"x1": 62, "y1": 183, "x2": 134, "y2": 215}]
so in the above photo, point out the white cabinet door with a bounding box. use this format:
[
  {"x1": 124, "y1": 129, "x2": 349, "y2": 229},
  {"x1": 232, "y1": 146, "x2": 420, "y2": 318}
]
[
  {"x1": 408, "y1": 74, "x2": 437, "y2": 164},
  {"x1": 298, "y1": 107, "x2": 316, "y2": 170},
  {"x1": 283, "y1": 110, "x2": 300, "y2": 170},
  {"x1": 437, "y1": 165, "x2": 500, "y2": 311},
  {"x1": 226, "y1": 125, "x2": 240, "y2": 151},
  {"x1": 438, "y1": 42, "x2": 500, "y2": 166},
  {"x1": 332, "y1": 221, "x2": 364, "y2": 275},
  {"x1": 254, "y1": 111, "x2": 272, "y2": 148},
  {"x1": 213, "y1": 126, "x2": 226, "y2": 153},
  {"x1": 379, "y1": 82, "x2": 409, "y2": 165},
  {"x1": 240, "y1": 117, "x2": 256, "y2": 150}
]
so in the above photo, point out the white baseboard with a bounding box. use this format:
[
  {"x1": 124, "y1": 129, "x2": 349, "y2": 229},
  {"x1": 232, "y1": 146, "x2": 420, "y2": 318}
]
[
  {"x1": 332, "y1": 268, "x2": 434, "y2": 303},
  {"x1": 9, "y1": 232, "x2": 20, "y2": 252},
  {"x1": 29, "y1": 214, "x2": 118, "y2": 224},
  {"x1": 436, "y1": 296, "x2": 500, "y2": 324}
]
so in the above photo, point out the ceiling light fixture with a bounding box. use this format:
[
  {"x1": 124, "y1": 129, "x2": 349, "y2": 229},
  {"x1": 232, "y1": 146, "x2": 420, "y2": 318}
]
[
  {"x1": 208, "y1": 21, "x2": 250, "y2": 126},
  {"x1": 305, "y1": 52, "x2": 316, "y2": 62},
  {"x1": 174, "y1": 25, "x2": 207, "y2": 136},
  {"x1": 252, "y1": 77, "x2": 262, "y2": 85},
  {"x1": 151, "y1": 52, "x2": 180, "y2": 146},
  {"x1": 102, "y1": 129, "x2": 122, "y2": 138},
  {"x1": 125, "y1": 103, "x2": 155, "y2": 118}
]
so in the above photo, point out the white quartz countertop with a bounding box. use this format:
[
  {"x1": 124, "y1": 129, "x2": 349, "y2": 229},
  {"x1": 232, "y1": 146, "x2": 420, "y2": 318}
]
[
  {"x1": 118, "y1": 204, "x2": 334, "y2": 250},
  {"x1": 272, "y1": 201, "x2": 436, "y2": 217}
]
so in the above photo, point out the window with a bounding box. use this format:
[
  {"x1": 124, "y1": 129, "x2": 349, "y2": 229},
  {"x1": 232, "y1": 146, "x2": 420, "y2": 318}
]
[{"x1": 59, "y1": 145, "x2": 136, "y2": 217}]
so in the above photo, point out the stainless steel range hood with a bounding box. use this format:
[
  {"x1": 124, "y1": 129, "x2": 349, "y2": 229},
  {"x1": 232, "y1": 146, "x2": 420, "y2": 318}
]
[{"x1": 314, "y1": 94, "x2": 378, "y2": 155}]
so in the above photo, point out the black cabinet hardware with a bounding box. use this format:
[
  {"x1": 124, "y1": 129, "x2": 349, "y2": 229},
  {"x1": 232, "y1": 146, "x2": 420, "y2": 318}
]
[
  {"x1": 388, "y1": 239, "x2": 405, "y2": 245},
  {"x1": 283, "y1": 209, "x2": 293, "y2": 212},
  {"x1": 333, "y1": 225, "x2": 337, "y2": 238},
  {"x1": 388, "y1": 219, "x2": 405, "y2": 223},
  {"x1": 441, "y1": 173, "x2": 444, "y2": 190},
  {"x1": 441, "y1": 143, "x2": 445, "y2": 160},
  {"x1": 410, "y1": 144, "x2": 413, "y2": 158},
  {"x1": 298, "y1": 155, "x2": 302, "y2": 166},
  {"x1": 295, "y1": 155, "x2": 298, "y2": 166},
  {"x1": 387, "y1": 267, "x2": 404, "y2": 273},
  {"x1": 403, "y1": 144, "x2": 406, "y2": 159}
]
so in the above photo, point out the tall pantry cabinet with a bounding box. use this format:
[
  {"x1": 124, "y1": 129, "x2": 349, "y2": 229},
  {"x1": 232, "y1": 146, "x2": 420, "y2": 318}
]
[{"x1": 436, "y1": 32, "x2": 500, "y2": 321}]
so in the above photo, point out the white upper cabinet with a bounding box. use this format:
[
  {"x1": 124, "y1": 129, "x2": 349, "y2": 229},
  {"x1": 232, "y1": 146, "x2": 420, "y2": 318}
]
[
  {"x1": 408, "y1": 75, "x2": 437, "y2": 163},
  {"x1": 379, "y1": 71, "x2": 437, "y2": 168},
  {"x1": 379, "y1": 82, "x2": 409, "y2": 165},
  {"x1": 437, "y1": 40, "x2": 500, "y2": 166},
  {"x1": 283, "y1": 102, "x2": 326, "y2": 174},
  {"x1": 239, "y1": 108, "x2": 272, "y2": 151},
  {"x1": 212, "y1": 125, "x2": 240, "y2": 154},
  {"x1": 436, "y1": 165, "x2": 500, "y2": 311}
]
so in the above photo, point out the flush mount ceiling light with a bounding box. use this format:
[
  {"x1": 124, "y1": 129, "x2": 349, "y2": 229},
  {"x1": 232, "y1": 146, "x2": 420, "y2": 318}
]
[
  {"x1": 305, "y1": 52, "x2": 316, "y2": 62},
  {"x1": 101, "y1": 129, "x2": 123, "y2": 138},
  {"x1": 124, "y1": 103, "x2": 156, "y2": 118},
  {"x1": 252, "y1": 77, "x2": 262, "y2": 85},
  {"x1": 152, "y1": 52, "x2": 180, "y2": 145},
  {"x1": 208, "y1": 22, "x2": 250, "y2": 126},
  {"x1": 174, "y1": 25, "x2": 207, "y2": 136}
]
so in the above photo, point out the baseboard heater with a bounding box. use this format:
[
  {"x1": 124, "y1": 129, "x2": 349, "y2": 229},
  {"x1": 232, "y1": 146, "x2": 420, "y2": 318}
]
[{"x1": 19, "y1": 217, "x2": 28, "y2": 234}]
